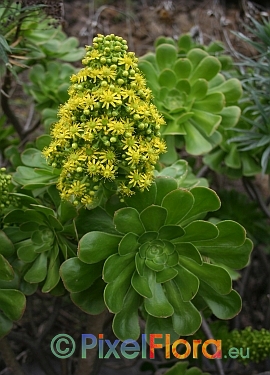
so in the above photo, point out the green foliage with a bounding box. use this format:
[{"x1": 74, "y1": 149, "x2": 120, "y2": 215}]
[
  {"x1": 60, "y1": 171, "x2": 252, "y2": 341},
  {"x1": 209, "y1": 189, "x2": 270, "y2": 246},
  {"x1": 205, "y1": 17, "x2": 270, "y2": 177},
  {"x1": 138, "y1": 34, "x2": 242, "y2": 163},
  {"x1": 211, "y1": 322, "x2": 270, "y2": 364},
  {"x1": 163, "y1": 361, "x2": 209, "y2": 375},
  {"x1": 0, "y1": 1, "x2": 84, "y2": 69},
  {"x1": 23, "y1": 62, "x2": 76, "y2": 131},
  {"x1": 0, "y1": 0, "x2": 84, "y2": 144}
]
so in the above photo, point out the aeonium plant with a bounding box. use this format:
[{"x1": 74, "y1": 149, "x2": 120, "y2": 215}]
[
  {"x1": 60, "y1": 173, "x2": 252, "y2": 342},
  {"x1": 138, "y1": 36, "x2": 242, "y2": 163},
  {"x1": 1, "y1": 34, "x2": 253, "y2": 346}
]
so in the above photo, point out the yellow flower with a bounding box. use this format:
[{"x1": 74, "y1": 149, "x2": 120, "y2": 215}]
[
  {"x1": 118, "y1": 182, "x2": 135, "y2": 197},
  {"x1": 125, "y1": 149, "x2": 141, "y2": 165},
  {"x1": 85, "y1": 118, "x2": 103, "y2": 134},
  {"x1": 60, "y1": 188, "x2": 70, "y2": 201},
  {"x1": 69, "y1": 124, "x2": 83, "y2": 138},
  {"x1": 68, "y1": 181, "x2": 87, "y2": 197},
  {"x1": 81, "y1": 195, "x2": 94, "y2": 206},
  {"x1": 98, "y1": 66, "x2": 117, "y2": 81},
  {"x1": 122, "y1": 136, "x2": 137, "y2": 150},
  {"x1": 76, "y1": 68, "x2": 90, "y2": 83},
  {"x1": 98, "y1": 89, "x2": 122, "y2": 109},
  {"x1": 132, "y1": 73, "x2": 146, "y2": 87},
  {"x1": 84, "y1": 49, "x2": 101, "y2": 61},
  {"x1": 128, "y1": 169, "x2": 143, "y2": 187},
  {"x1": 100, "y1": 163, "x2": 116, "y2": 180},
  {"x1": 121, "y1": 89, "x2": 137, "y2": 103},
  {"x1": 88, "y1": 68, "x2": 101, "y2": 83},
  {"x1": 118, "y1": 53, "x2": 137, "y2": 70},
  {"x1": 107, "y1": 119, "x2": 126, "y2": 135},
  {"x1": 87, "y1": 159, "x2": 101, "y2": 176},
  {"x1": 152, "y1": 138, "x2": 167, "y2": 153},
  {"x1": 139, "y1": 172, "x2": 154, "y2": 189},
  {"x1": 82, "y1": 93, "x2": 97, "y2": 110},
  {"x1": 98, "y1": 150, "x2": 116, "y2": 164}
]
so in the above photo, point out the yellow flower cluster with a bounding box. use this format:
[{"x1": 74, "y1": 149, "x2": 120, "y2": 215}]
[{"x1": 43, "y1": 34, "x2": 166, "y2": 207}]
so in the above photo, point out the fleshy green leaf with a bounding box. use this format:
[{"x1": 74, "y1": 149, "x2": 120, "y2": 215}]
[
  {"x1": 180, "y1": 187, "x2": 220, "y2": 225},
  {"x1": 184, "y1": 122, "x2": 213, "y2": 155},
  {"x1": 173, "y1": 264, "x2": 199, "y2": 301},
  {"x1": 24, "y1": 252, "x2": 47, "y2": 283},
  {"x1": 113, "y1": 286, "x2": 142, "y2": 341},
  {"x1": 162, "y1": 189, "x2": 194, "y2": 224},
  {"x1": 173, "y1": 58, "x2": 192, "y2": 79},
  {"x1": 60, "y1": 257, "x2": 103, "y2": 292},
  {"x1": 155, "y1": 177, "x2": 178, "y2": 205},
  {"x1": 193, "y1": 92, "x2": 225, "y2": 113},
  {"x1": 71, "y1": 278, "x2": 106, "y2": 315},
  {"x1": 175, "y1": 242, "x2": 202, "y2": 264},
  {"x1": 17, "y1": 243, "x2": 39, "y2": 263},
  {"x1": 42, "y1": 257, "x2": 60, "y2": 293},
  {"x1": 177, "y1": 221, "x2": 219, "y2": 241},
  {"x1": 189, "y1": 56, "x2": 221, "y2": 84},
  {"x1": 164, "y1": 280, "x2": 202, "y2": 335},
  {"x1": 199, "y1": 281, "x2": 242, "y2": 319},
  {"x1": 103, "y1": 253, "x2": 134, "y2": 283},
  {"x1": 0, "y1": 255, "x2": 14, "y2": 281},
  {"x1": 198, "y1": 238, "x2": 253, "y2": 269},
  {"x1": 195, "y1": 220, "x2": 246, "y2": 248},
  {"x1": 118, "y1": 232, "x2": 139, "y2": 255},
  {"x1": 156, "y1": 267, "x2": 178, "y2": 283},
  {"x1": 192, "y1": 109, "x2": 221, "y2": 136},
  {"x1": 104, "y1": 259, "x2": 135, "y2": 313},
  {"x1": 158, "y1": 225, "x2": 185, "y2": 241},
  {"x1": 0, "y1": 289, "x2": 26, "y2": 321},
  {"x1": 140, "y1": 205, "x2": 167, "y2": 232},
  {"x1": 0, "y1": 231, "x2": 15, "y2": 257},
  {"x1": 144, "y1": 270, "x2": 174, "y2": 318},
  {"x1": 139, "y1": 232, "x2": 158, "y2": 244},
  {"x1": 156, "y1": 44, "x2": 177, "y2": 70},
  {"x1": 0, "y1": 312, "x2": 13, "y2": 339},
  {"x1": 189, "y1": 79, "x2": 208, "y2": 100},
  {"x1": 124, "y1": 183, "x2": 157, "y2": 212},
  {"x1": 114, "y1": 207, "x2": 145, "y2": 235},
  {"x1": 78, "y1": 231, "x2": 121, "y2": 264},
  {"x1": 179, "y1": 258, "x2": 232, "y2": 295},
  {"x1": 131, "y1": 271, "x2": 152, "y2": 298},
  {"x1": 208, "y1": 78, "x2": 242, "y2": 103},
  {"x1": 158, "y1": 69, "x2": 177, "y2": 89}
]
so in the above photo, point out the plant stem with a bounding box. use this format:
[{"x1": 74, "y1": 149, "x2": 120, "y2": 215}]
[
  {"x1": 242, "y1": 177, "x2": 270, "y2": 219},
  {"x1": 1, "y1": 71, "x2": 24, "y2": 140},
  {"x1": 75, "y1": 310, "x2": 109, "y2": 375},
  {"x1": 0, "y1": 336, "x2": 26, "y2": 375},
  {"x1": 8, "y1": 332, "x2": 59, "y2": 375},
  {"x1": 201, "y1": 316, "x2": 225, "y2": 375}
]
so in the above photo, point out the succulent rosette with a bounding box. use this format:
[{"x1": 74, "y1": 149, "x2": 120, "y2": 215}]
[
  {"x1": 60, "y1": 174, "x2": 252, "y2": 341},
  {"x1": 42, "y1": 34, "x2": 166, "y2": 208},
  {"x1": 138, "y1": 37, "x2": 242, "y2": 162}
]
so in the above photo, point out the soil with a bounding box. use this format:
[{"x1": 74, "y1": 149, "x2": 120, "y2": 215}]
[{"x1": 63, "y1": 0, "x2": 270, "y2": 58}]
